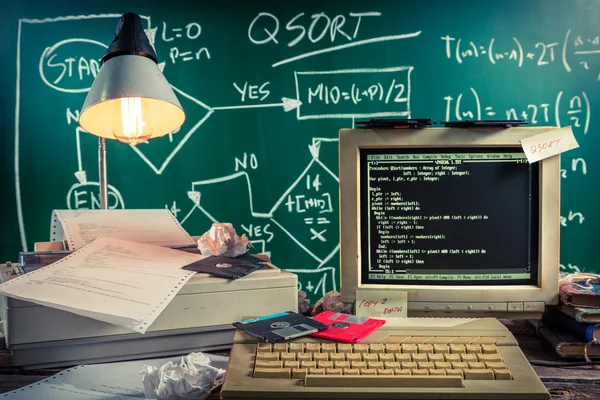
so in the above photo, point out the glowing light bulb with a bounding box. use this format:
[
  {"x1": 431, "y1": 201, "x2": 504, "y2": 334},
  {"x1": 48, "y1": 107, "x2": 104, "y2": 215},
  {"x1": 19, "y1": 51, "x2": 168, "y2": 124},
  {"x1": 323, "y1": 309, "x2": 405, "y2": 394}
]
[{"x1": 112, "y1": 97, "x2": 153, "y2": 145}]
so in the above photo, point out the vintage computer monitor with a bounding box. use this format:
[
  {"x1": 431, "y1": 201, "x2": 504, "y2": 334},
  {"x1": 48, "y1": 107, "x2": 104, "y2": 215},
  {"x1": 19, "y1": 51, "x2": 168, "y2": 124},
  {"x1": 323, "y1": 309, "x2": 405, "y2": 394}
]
[{"x1": 339, "y1": 126, "x2": 560, "y2": 319}]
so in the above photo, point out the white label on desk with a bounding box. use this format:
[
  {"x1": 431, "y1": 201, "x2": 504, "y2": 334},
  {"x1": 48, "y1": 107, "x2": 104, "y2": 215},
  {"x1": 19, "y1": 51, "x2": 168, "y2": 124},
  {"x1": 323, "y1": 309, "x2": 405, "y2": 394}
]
[
  {"x1": 356, "y1": 289, "x2": 407, "y2": 318},
  {"x1": 520, "y1": 126, "x2": 579, "y2": 163}
]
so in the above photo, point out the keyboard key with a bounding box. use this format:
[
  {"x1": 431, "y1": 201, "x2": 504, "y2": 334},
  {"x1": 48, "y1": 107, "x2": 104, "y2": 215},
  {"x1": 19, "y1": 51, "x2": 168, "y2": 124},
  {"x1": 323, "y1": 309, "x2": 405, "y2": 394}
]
[
  {"x1": 478, "y1": 354, "x2": 502, "y2": 362},
  {"x1": 485, "y1": 362, "x2": 507, "y2": 370},
  {"x1": 284, "y1": 361, "x2": 299, "y2": 369},
  {"x1": 304, "y1": 375, "x2": 464, "y2": 387},
  {"x1": 292, "y1": 368, "x2": 307, "y2": 379},
  {"x1": 401, "y1": 362, "x2": 417, "y2": 369},
  {"x1": 465, "y1": 369, "x2": 495, "y2": 380},
  {"x1": 280, "y1": 352, "x2": 296, "y2": 362},
  {"x1": 351, "y1": 361, "x2": 367, "y2": 369},
  {"x1": 273, "y1": 343, "x2": 288, "y2": 353},
  {"x1": 363, "y1": 354, "x2": 379, "y2": 362},
  {"x1": 314, "y1": 353, "x2": 329, "y2": 362},
  {"x1": 451, "y1": 362, "x2": 468, "y2": 370},
  {"x1": 428, "y1": 354, "x2": 444, "y2": 362},
  {"x1": 434, "y1": 362, "x2": 451, "y2": 370},
  {"x1": 411, "y1": 369, "x2": 428, "y2": 376},
  {"x1": 418, "y1": 344, "x2": 433, "y2": 354},
  {"x1": 379, "y1": 354, "x2": 395, "y2": 362},
  {"x1": 378, "y1": 369, "x2": 394, "y2": 376},
  {"x1": 305, "y1": 343, "x2": 320, "y2": 353},
  {"x1": 330, "y1": 353, "x2": 346, "y2": 362},
  {"x1": 337, "y1": 343, "x2": 353, "y2": 353},
  {"x1": 343, "y1": 368, "x2": 360, "y2": 375},
  {"x1": 450, "y1": 344, "x2": 465, "y2": 354},
  {"x1": 288, "y1": 343, "x2": 304, "y2": 353},
  {"x1": 368, "y1": 361, "x2": 384, "y2": 369},
  {"x1": 370, "y1": 344, "x2": 385, "y2": 354},
  {"x1": 309, "y1": 368, "x2": 325, "y2": 375},
  {"x1": 429, "y1": 369, "x2": 446, "y2": 376},
  {"x1": 346, "y1": 354, "x2": 362, "y2": 362},
  {"x1": 466, "y1": 344, "x2": 482, "y2": 354},
  {"x1": 257, "y1": 343, "x2": 272, "y2": 353},
  {"x1": 412, "y1": 354, "x2": 428, "y2": 362},
  {"x1": 322, "y1": 343, "x2": 337, "y2": 353},
  {"x1": 446, "y1": 369, "x2": 464, "y2": 378},
  {"x1": 361, "y1": 369, "x2": 377, "y2": 376},
  {"x1": 256, "y1": 352, "x2": 279, "y2": 361},
  {"x1": 253, "y1": 368, "x2": 290, "y2": 379},
  {"x1": 334, "y1": 361, "x2": 350, "y2": 369},
  {"x1": 385, "y1": 344, "x2": 400, "y2": 353},
  {"x1": 444, "y1": 354, "x2": 461, "y2": 362},
  {"x1": 255, "y1": 360, "x2": 283, "y2": 368},
  {"x1": 460, "y1": 354, "x2": 477, "y2": 362},
  {"x1": 326, "y1": 368, "x2": 342, "y2": 375},
  {"x1": 494, "y1": 369, "x2": 513, "y2": 380},
  {"x1": 318, "y1": 361, "x2": 333, "y2": 369},
  {"x1": 384, "y1": 361, "x2": 400, "y2": 369},
  {"x1": 434, "y1": 344, "x2": 449, "y2": 354},
  {"x1": 394, "y1": 369, "x2": 411, "y2": 375},
  {"x1": 401, "y1": 344, "x2": 417, "y2": 354},
  {"x1": 301, "y1": 361, "x2": 317, "y2": 369},
  {"x1": 297, "y1": 353, "x2": 312, "y2": 362},
  {"x1": 395, "y1": 354, "x2": 411, "y2": 362},
  {"x1": 482, "y1": 344, "x2": 498, "y2": 354},
  {"x1": 417, "y1": 362, "x2": 434, "y2": 370},
  {"x1": 354, "y1": 344, "x2": 369, "y2": 354},
  {"x1": 468, "y1": 362, "x2": 486, "y2": 370}
]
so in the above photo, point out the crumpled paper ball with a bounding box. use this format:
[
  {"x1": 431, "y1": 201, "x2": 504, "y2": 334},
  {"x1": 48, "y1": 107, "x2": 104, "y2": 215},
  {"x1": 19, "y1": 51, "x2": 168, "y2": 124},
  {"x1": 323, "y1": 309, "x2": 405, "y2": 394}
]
[
  {"x1": 140, "y1": 352, "x2": 225, "y2": 400},
  {"x1": 297, "y1": 290, "x2": 311, "y2": 315},
  {"x1": 311, "y1": 290, "x2": 353, "y2": 316},
  {"x1": 197, "y1": 223, "x2": 250, "y2": 257}
]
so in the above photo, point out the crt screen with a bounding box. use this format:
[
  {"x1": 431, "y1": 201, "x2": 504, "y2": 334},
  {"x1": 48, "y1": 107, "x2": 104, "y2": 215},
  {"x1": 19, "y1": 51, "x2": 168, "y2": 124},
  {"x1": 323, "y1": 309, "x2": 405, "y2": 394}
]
[{"x1": 360, "y1": 148, "x2": 539, "y2": 286}]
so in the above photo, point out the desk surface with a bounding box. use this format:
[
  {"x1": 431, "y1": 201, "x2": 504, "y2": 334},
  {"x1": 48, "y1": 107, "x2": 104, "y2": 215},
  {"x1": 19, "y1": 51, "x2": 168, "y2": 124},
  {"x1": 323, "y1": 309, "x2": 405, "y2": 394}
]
[{"x1": 0, "y1": 320, "x2": 598, "y2": 399}]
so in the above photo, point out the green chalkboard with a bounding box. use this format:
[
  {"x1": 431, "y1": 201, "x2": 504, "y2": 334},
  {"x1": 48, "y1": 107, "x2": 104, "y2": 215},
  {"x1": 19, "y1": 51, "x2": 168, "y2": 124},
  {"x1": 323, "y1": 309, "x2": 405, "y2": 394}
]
[{"x1": 1, "y1": 0, "x2": 597, "y2": 301}]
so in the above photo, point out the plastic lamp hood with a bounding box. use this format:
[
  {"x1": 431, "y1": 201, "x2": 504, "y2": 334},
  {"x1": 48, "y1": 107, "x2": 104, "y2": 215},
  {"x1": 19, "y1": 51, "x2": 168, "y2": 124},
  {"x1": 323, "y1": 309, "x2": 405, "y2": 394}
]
[{"x1": 79, "y1": 55, "x2": 185, "y2": 139}]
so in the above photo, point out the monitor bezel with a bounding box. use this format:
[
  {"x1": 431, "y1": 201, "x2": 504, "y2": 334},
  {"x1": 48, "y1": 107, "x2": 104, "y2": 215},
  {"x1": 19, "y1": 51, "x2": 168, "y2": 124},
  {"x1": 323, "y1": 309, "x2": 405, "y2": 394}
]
[{"x1": 339, "y1": 127, "x2": 560, "y2": 306}]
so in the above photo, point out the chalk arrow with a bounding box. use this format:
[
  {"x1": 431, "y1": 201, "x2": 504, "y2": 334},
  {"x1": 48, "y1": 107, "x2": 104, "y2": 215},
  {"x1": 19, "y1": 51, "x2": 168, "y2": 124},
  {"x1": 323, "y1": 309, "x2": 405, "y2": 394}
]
[
  {"x1": 187, "y1": 190, "x2": 201, "y2": 206},
  {"x1": 74, "y1": 170, "x2": 87, "y2": 184},
  {"x1": 282, "y1": 97, "x2": 302, "y2": 112},
  {"x1": 308, "y1": 141, "x2": 321, "y2": 160},
  {"x1": 211, "y1": 97, "x2": 302, "y2": 112}
]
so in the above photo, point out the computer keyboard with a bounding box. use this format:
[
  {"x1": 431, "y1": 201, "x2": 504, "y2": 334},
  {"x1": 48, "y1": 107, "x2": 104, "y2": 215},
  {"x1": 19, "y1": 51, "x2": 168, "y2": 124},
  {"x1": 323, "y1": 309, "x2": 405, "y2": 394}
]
[{"x1": 221, "y1": 317, "x2": 550, "y2": 399}]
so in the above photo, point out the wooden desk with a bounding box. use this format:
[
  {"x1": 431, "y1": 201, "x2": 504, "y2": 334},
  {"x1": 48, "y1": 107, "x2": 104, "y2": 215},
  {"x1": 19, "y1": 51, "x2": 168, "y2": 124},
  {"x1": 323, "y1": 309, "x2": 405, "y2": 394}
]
[{"x1": 0, "y1": 320, "x2": 597, "y2": 399}]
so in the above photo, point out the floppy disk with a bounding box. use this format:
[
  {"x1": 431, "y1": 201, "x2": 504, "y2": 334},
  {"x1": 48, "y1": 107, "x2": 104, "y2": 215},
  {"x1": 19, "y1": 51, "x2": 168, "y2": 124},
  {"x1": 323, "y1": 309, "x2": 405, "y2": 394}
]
[
  {"x1": 310, "y1": 312, "x2": 386, "y2": 343},
  {"x1": 233, "y1": 311, "x2": 329, "y2": 343}
]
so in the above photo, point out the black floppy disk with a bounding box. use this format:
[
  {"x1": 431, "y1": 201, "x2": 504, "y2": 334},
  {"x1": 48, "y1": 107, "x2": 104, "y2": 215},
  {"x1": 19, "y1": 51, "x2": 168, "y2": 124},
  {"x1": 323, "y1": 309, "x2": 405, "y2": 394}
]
[{"x1": 182, "y1": 253, "x2": 268, "y2": 279}]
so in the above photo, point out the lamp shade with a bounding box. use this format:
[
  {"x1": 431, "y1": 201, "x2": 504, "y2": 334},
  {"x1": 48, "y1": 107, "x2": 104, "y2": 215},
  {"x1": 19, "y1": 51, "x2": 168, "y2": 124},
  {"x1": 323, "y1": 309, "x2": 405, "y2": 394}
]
[
  {"x1": 79, "y1": 55, "x2": 185, "y2": 140},
  {"x1": 79, "y1": 13, "x2": 184, "y2": 142}
]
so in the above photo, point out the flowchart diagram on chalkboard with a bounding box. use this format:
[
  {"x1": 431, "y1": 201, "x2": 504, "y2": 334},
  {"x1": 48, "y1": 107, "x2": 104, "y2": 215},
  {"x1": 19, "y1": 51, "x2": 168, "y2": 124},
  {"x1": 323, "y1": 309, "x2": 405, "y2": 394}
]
[{"x1": 11, "y1": 5, "x2": 597, "y2": 300}]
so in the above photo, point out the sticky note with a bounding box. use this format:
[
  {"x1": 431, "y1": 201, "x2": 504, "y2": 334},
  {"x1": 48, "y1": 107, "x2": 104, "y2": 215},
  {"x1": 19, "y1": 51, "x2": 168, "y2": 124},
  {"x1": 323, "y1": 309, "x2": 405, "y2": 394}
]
[
  {"x1": 356, "y1": 289, "x2": 407, "y2": 318},
  {"x1": 520, "y1": 126, "x2": 579, "y2": 163}
]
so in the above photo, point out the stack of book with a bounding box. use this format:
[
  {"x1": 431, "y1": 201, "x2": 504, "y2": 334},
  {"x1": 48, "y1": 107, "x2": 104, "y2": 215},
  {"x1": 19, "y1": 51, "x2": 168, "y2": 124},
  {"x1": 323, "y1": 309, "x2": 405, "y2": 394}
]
[{"x1": 533, "y1": 273, "x2": 600, "y2": 359}]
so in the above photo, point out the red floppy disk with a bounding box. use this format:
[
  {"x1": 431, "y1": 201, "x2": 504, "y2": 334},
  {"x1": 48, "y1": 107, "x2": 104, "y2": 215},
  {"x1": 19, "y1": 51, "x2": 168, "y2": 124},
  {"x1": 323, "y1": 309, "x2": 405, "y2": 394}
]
[{"x1": 310, "y1": 312, "x2": 386, "y2": 343}]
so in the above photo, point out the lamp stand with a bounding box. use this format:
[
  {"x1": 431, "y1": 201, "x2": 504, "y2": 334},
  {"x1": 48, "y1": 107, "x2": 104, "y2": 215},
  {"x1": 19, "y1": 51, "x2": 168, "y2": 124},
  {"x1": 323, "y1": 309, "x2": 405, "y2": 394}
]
[{"x1": 98, "y1": 137, "x2": 108, "y2": 209}]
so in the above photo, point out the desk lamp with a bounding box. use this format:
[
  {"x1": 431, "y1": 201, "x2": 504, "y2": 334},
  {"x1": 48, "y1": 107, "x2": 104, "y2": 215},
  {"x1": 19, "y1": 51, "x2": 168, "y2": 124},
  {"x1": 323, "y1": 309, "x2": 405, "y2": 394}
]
[{"x1": 78, "y1": 13, "x2": 185, "y2": 209}]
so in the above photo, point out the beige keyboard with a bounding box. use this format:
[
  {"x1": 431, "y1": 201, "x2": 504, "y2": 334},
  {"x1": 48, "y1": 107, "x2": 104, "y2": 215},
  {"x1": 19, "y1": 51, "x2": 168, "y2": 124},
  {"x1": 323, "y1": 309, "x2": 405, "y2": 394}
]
[
  {"x1": 252, "y1": 341, "x2": 512, "y2": 381},
  {"x1": 221, "y1": 317, "x2": 550, "y2": 399}
]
